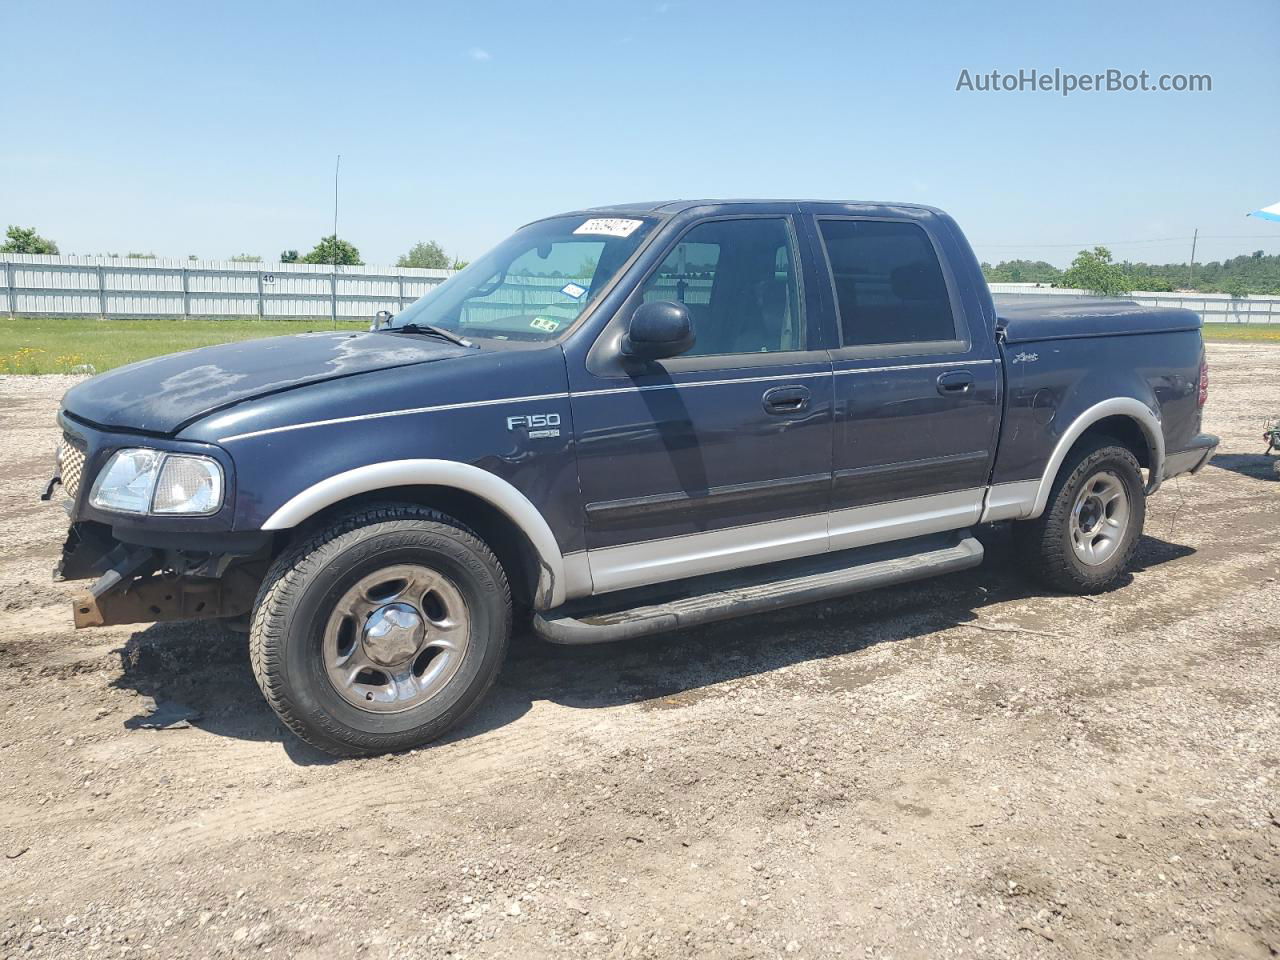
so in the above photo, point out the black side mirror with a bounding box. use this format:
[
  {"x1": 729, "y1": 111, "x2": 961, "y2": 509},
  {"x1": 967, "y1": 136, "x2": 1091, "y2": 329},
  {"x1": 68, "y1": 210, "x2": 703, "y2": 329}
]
[{"x1": 622, "y1": 300, "x2": 695, "y2": 360}]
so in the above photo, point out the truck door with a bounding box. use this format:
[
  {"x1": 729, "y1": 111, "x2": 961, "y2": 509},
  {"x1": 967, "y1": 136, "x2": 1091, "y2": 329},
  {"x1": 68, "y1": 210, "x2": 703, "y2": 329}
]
[
  {"x1": 568, "y1": 214, "x2": 835, "y2": 594},
  {"x1": 813, "y1": 216, "x2": 1000, "y2": 549}
]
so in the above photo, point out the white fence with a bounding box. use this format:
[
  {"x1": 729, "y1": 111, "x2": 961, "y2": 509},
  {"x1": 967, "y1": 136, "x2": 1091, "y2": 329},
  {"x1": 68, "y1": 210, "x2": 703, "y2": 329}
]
[
  {"x1": 0, "y1": 254, "x2": 454, "y2": 320},
  {"x1": 988, "y1": 283, "x2": 1280, "y2": 324},
  {"x1": 2, "y1": 254, "x2": 1278, "y2": 326}
]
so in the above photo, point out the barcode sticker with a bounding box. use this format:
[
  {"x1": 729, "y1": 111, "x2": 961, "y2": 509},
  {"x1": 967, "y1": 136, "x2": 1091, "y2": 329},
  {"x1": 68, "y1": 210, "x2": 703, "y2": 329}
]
[{"x1": 573, "y1": 218, "x2": 643, "y2": 238}]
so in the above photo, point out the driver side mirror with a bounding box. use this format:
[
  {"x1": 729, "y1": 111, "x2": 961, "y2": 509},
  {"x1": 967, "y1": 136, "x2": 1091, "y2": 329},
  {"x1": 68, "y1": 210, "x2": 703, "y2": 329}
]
[{"x1": 622, "y1": 300, "x2": 695, "y2": 360}]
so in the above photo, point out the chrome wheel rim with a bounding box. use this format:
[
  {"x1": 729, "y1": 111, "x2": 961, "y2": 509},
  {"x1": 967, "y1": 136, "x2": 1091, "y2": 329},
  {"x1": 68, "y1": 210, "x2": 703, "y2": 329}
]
[
  {"x1": 1069, "y1": 471, "x2": 1130, "y2": 566},
  {"x1": 323, "y1": 564, "x2": 470, "y2": 714}
]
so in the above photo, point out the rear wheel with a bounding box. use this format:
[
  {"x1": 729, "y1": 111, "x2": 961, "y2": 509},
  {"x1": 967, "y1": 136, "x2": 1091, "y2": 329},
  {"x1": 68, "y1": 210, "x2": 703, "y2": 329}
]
[
  {"x1": 1015, "y1": 440, "x2": 1146, "y2": 594},
  {"x1": 250, "y1": 504, "x2": 511, "y2": 756}
]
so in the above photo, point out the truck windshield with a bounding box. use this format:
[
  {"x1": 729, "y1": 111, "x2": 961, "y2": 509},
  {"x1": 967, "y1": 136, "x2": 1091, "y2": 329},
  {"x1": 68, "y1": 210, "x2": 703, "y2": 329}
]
[{"x1": 388, "y1": 215, "x2": 658, "y2": 342}]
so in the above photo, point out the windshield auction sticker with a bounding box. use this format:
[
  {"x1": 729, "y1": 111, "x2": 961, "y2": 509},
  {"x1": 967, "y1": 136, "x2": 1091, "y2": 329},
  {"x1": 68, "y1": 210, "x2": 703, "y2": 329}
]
[
  {"x1": 559, "y1": 282, "x2": 588, "y2": 299},
  {"x1": 573, "y1": 218, "x2": 643, "y2": 238},
  {"x1": 530, "y1": 317, "x2": 560, "y2": 333}
]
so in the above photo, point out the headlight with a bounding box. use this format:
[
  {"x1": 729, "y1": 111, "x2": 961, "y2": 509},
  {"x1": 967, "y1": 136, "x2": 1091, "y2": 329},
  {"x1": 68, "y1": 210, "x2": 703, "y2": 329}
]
[
  {"x1": 89, "y1": 449, "x2": 224, "y2": 516},
  {"x1": 89, "y1": 449, "x2": 163, "y2": 514},
  {"x1": 152, "y1": 455, "x2": 223, "y2": 515}
]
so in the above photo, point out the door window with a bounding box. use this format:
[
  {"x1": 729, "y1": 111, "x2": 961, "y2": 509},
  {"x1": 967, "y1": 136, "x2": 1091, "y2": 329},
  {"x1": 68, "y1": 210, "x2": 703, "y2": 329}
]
[
  {"x1": 818, "y1": 219, "x2": 956, "y2": 346},
  {"x1": 640, "y1": 218, "x2": 803, "y2": 357}
]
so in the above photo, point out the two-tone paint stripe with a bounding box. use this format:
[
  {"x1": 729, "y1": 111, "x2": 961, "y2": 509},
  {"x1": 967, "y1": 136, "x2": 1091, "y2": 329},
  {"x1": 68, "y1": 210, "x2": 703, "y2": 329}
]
[{"x1": 219, "y1": 358, "x2": 997, "y2": 443}]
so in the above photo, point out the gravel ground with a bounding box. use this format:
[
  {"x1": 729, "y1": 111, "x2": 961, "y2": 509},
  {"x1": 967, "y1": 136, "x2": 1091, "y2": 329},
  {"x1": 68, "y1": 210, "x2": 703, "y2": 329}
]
[{"x1": 0, "y1": 344, "x2": 1277, "y2": 960}]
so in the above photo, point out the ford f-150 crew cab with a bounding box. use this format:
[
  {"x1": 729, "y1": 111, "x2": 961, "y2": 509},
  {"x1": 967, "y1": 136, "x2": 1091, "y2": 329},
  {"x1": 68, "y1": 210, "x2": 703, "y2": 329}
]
[{"x1": 45, "y1": 200, "x2": 1219, "y2": 756}]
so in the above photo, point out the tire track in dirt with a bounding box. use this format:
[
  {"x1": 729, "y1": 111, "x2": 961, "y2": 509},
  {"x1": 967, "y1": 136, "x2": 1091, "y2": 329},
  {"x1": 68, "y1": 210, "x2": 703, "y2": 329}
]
[
  {"x1": 23, "y1": 526, "x2": 1276, "y2": 882},
  {"x1": 2, "y1": 352, "x2": 1278, "y2": 959}
]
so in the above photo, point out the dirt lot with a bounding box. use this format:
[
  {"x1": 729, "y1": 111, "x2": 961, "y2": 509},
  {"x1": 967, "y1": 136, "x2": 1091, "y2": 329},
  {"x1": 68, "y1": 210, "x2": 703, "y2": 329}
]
[{"x1": 0, "y1": 344, "x2": 1277, "y2": 960}]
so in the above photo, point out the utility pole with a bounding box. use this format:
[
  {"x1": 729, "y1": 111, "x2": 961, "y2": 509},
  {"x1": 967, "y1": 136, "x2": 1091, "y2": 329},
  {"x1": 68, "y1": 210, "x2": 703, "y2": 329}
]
[
  {"x1": 1187, "y1": 228, "x2": 1198, "y2": 289},
  {"x1": 332, "y1": 154, "x2": 341, "y2": 329}
]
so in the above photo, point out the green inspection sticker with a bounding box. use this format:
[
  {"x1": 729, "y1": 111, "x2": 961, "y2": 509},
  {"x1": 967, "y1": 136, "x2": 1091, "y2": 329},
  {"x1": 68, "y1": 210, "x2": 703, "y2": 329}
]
[{"x1": 530, "y1": 317, "x2": 560, "y2": 333}]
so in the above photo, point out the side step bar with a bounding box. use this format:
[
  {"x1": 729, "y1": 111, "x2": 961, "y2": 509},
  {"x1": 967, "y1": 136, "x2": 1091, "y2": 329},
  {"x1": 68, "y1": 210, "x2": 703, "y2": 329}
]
[{"x1": 534, "y1": 532, "x2": 984, "y2": 645}]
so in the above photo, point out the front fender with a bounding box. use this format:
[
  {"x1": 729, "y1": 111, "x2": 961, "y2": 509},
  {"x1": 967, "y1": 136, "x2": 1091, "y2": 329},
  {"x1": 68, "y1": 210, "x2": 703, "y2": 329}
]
[{"x1": 262, "y1": 459, "x2": 579, "y2": 609}]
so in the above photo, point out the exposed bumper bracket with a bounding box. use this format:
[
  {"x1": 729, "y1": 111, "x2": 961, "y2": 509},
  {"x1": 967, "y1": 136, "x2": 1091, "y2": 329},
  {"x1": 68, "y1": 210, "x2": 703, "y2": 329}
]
[
  {"x1": 72, "y1": 565, "x2": 261, "y2": 629},
  {"x1": 70, "y1": 544, "x2": 263, "y2": 630}
]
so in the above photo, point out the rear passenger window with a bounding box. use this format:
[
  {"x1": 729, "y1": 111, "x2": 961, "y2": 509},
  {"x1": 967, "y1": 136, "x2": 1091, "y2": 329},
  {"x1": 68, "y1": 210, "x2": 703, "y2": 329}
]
[
  {"x1": 641, "y1": 218, "x2": 803, "y2": 357},
  {"x1": 818, "y1": 219, "x2": 956, "y2": 346}
]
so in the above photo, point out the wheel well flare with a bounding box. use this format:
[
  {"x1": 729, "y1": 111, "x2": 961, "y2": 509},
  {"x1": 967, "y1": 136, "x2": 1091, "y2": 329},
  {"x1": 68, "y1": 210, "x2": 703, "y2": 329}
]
[{"x1": 261, "y1": 460, "x2": 571, "y2": 608}]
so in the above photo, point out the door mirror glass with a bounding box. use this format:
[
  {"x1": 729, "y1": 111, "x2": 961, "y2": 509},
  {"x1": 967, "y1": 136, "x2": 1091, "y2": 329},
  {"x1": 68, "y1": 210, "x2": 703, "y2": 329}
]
[{"x1": 622, "y1": 300, "x2": 695, "y2": 360}]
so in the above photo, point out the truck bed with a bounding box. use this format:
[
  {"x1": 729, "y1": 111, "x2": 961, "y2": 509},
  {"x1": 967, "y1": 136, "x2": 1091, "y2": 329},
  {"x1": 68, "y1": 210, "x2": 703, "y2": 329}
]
[{"x1": 994, "y1": 295, "x2": 1202, "y2": 342}]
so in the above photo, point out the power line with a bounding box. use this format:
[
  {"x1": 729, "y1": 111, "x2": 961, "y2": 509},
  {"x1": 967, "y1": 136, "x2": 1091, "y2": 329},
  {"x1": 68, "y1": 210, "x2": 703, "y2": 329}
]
[{"x1": 975, "y1": 234, "x2": 1275, "y2": 248}]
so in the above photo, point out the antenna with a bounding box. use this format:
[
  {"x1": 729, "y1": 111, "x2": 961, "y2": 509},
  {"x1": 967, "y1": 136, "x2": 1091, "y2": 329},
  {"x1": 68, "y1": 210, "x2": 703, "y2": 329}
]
[{"x1": 332, "y1": 154, "x2": 341, "y2": 329}]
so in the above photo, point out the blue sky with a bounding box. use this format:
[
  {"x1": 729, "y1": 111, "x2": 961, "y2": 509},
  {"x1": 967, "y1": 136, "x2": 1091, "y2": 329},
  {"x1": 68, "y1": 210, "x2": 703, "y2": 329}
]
[{"x1": 2, "y1": 0, "x2": 1277, "y2": 268}]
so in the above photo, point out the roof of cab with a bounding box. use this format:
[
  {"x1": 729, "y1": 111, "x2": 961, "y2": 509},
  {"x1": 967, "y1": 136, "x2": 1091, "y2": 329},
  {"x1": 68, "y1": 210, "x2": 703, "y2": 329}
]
[{"x1": 553, "y1": 199, "x2": 947, "y2": 217}]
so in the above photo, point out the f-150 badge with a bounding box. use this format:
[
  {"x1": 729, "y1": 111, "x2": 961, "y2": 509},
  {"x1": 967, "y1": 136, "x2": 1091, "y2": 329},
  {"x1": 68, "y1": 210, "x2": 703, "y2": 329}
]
[{"x1": 507, "y1": 413, "x2": 562, "y2": 438}]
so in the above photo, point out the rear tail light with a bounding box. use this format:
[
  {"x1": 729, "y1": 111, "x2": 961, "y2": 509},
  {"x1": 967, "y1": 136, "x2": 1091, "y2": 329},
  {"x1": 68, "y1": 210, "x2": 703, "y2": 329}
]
[{"x1": 1197, "y1": 357, "x2": 1209, "y2": 407}]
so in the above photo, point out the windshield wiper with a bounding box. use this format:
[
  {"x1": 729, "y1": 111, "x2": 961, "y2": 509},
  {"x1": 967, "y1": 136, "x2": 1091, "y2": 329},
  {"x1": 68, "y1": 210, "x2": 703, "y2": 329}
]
[{"x1": 386, "y1": 323, "x2": 477, "y2": 349}]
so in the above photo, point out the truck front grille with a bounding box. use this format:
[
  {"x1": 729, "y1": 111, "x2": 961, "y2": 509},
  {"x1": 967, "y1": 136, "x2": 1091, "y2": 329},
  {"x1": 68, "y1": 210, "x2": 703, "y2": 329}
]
[{"x1": 59, "y1": 435, "x2": 87, "y2": 499}]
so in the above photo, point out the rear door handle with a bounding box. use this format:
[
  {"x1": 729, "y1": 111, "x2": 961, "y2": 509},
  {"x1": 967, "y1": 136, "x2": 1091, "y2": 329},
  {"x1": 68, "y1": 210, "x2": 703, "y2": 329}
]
[
  {"x1": 936, "y1": 371, "x2": 975, "y2": 395},
  {"x1": 762, "y1": 385, "x2": 811, "y2": 415}
]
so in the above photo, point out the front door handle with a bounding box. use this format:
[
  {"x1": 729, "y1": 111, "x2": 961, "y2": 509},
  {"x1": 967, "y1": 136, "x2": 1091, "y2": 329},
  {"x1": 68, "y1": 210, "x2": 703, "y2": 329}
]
[
  {"x1": 936, "y1": 371, "x2": 975, "y2": 396},
  {"x1": 762, "y1": 385, "x2": 811, "y2": 415}
]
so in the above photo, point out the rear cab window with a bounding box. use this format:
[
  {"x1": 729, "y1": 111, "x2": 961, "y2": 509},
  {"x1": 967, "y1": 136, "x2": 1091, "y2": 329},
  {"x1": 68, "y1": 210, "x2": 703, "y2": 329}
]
[{"x1": 817, "y1": 219, "x2": 959, "y2": 349}]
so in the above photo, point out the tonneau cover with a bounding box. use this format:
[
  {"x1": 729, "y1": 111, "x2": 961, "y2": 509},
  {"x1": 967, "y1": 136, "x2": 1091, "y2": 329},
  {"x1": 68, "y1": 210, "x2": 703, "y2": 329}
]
[{"x1": 994, "y1": 295, "x2": 1201, "y2": 344}]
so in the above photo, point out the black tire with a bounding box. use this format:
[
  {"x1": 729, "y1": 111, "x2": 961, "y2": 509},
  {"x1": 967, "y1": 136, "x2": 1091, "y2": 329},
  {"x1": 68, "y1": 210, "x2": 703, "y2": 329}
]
[
  {"x1": 1014, "y1": 439, "x2": 1146, "y2": 594},
  {"x1": 250, "y1": 503, "x2": 511, "y2": 757}
]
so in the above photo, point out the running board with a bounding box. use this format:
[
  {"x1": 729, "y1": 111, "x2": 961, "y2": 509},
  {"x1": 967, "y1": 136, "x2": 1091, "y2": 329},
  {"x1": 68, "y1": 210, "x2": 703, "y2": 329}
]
[{"x1": 534, "y1": 532, "x2": 984, "y2": 645}]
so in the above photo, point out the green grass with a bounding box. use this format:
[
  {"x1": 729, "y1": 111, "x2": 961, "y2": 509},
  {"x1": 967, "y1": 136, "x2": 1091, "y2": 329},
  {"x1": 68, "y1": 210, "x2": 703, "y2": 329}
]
[
  {"x1": 3, "y1": 315, "x2": 1276, "y2": 375},
  {"x1": 1202, "y1": 322, "x2": 1280, "y2": 343},
  {"x1": 0, "y1": 316, "x2": 368, "y2": 374}
]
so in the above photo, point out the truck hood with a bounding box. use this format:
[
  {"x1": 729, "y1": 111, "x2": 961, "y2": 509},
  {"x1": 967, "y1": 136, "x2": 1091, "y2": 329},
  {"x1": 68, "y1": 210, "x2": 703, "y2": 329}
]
[{"x1": 61, "y1": 331, "x2": 472, "y2": 435}]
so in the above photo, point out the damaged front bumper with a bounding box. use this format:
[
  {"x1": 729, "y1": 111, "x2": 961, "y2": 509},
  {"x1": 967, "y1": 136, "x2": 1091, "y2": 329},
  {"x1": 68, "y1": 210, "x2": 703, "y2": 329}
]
[
  {"x1": 47, "y1": 412, "x2": 267, "y2": 629},
  {"x1": 58, "y1": 521, "x2": 270, "y2": 629}
]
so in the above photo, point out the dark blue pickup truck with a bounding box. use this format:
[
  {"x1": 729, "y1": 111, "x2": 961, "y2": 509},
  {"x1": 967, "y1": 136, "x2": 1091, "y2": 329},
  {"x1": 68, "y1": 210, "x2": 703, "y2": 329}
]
[{"x1": 47, "y1": 200, "x2": 1218, "y2": 755}]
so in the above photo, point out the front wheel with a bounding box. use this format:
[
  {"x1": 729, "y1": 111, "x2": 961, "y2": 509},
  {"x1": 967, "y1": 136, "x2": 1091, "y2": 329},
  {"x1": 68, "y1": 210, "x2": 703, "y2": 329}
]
[
  {"x1": 250, "y1": 504, "x2": 511, "y2": 757},
  {"x1": 1014, "y1": 440, "x2": 1146, "y2": 594}
]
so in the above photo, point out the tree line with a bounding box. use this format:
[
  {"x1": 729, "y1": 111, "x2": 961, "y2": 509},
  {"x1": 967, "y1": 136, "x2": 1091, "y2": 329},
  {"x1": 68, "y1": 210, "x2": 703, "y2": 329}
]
[
  {"x1": 1, "y1": 226, "x2": 468, "y2": 270},
  {"x1": 983, "y1": 246, "x2": 1280, "y2": 297},
  {"x1": 8, "y1": 223, "x2": 1277, "y2": 296}
]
